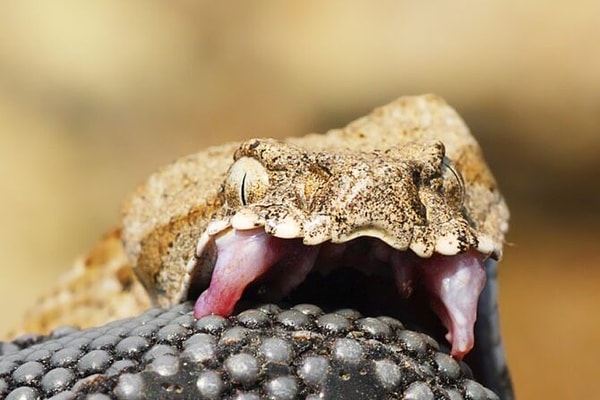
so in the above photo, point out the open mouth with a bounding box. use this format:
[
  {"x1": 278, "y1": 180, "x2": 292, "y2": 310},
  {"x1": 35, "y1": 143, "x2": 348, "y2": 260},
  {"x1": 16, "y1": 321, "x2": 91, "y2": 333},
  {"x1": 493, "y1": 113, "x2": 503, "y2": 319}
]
[
  {"x1": 120, "y1": 97, "x2": 513, "y2": 398},
  {"x1": 128, "y1": 135, "x2": 511, "y2": 396},
  {"x1": 185, "y1": 226, "x2": 488, "y2": 361}
]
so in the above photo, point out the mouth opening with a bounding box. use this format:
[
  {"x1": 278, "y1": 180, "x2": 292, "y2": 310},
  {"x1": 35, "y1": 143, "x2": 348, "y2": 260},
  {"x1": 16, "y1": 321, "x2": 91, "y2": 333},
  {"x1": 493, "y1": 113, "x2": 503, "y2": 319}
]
[
  {"x1": 185, "y1": 227, "x2": 489, "y2": 361},
  {"x1": 246, "y1": 265, "x2": 448, "y2": 349}
]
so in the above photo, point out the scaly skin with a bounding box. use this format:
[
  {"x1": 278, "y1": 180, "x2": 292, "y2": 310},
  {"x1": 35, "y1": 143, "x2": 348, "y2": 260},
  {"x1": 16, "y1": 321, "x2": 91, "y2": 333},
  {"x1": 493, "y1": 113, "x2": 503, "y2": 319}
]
[
  {"x1": 1, "y1": 303, "x2": 502, "y2": 399},
  {"x1": 6, "y1": 95, "x2": 513, "y2": 398}
]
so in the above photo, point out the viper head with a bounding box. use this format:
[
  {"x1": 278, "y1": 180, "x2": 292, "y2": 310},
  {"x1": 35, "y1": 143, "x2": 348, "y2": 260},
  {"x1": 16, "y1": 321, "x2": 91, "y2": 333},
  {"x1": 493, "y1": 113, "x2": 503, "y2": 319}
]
[
  {"x1": 177, "y1": 138, "x2": 505, "y2": 359},
  {"x1": 121, "y1": 96, "x2": 512, "y2": 397}
]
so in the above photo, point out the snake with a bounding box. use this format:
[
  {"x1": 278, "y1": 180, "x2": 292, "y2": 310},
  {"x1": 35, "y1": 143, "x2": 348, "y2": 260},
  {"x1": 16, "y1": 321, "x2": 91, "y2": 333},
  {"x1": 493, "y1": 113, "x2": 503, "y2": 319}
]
[{"x1": 2, "y1": 94, "x2": 514, "y2": 399}]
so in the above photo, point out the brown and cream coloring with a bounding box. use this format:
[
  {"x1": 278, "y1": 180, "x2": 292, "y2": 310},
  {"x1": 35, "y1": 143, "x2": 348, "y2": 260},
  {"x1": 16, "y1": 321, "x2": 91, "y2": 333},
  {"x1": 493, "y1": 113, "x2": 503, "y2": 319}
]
[
  {"x1": 122, "y1": 94, "x2": 508, "y2": 358},
  {"x1": 13, "y1": 95, "x2": 509, "y2": 360}
]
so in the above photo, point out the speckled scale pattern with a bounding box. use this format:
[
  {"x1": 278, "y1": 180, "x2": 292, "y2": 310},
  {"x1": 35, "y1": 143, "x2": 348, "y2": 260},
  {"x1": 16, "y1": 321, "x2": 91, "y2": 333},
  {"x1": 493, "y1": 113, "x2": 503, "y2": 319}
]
[{"x1": 0, "y1": 303, "x2": 499, "y2": 400}]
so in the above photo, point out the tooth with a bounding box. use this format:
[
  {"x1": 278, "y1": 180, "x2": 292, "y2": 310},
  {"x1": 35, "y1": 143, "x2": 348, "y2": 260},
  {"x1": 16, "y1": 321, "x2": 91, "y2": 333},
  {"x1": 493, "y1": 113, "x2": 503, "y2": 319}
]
[
  {"x1": 409, "y1": 241, "x2": 434, "y2": 258},
  {"x1": 231, "y1": 209, "x2": 261, "y2": 230},
  {"x1": 434, "y1": 232, "x2": 461, "y2": 255},
  {"x1": 475, "y1": 235, "x2": 495, "y2": 255},
  {"x1": 270, "y1": 216, "x2": 302, "y2": 239},
  {"x1": 193, "y1": 228, "x2": 285, "y2": 318},
  {"x1": 420, "y1": 250, "x2": 486, "y2": 359}
]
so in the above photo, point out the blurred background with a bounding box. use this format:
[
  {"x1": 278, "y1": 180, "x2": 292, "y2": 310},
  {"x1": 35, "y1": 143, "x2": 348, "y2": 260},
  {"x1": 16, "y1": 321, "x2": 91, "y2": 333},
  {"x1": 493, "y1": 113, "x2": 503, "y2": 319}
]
[{"x1": 0, "y1": 1, "x2": 598, "y2": 397}]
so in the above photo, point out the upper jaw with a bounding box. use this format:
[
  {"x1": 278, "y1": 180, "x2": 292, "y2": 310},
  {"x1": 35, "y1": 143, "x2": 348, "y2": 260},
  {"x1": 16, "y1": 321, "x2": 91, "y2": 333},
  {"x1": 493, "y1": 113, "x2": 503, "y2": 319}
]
[{"x1": 203, "y1": 206, "x2": 500, "y2": 258}]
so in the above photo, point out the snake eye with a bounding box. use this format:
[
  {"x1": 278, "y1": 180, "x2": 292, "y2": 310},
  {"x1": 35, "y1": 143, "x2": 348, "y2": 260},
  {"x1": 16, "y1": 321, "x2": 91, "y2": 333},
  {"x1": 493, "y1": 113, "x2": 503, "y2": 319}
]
[
  {"x1": 224, "y1": 157, "x2": 269, "y2": 207},
  {"x1": 442, "y1": 157, "x2": 465, "y2": 208}
]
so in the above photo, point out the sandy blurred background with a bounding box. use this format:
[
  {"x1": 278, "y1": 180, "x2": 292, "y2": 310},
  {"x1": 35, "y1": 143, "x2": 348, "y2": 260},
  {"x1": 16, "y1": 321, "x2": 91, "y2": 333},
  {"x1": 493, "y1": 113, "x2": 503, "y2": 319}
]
[{"x1": 0, "y1": 1, "x2": 598, "y2": 398}]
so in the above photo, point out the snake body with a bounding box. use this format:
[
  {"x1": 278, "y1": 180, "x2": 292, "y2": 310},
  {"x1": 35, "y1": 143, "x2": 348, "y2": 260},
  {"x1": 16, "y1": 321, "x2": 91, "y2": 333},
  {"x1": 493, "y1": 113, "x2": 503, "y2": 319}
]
[{"x1": 1, "y1": 303, "x2": 502, "y2": 399}]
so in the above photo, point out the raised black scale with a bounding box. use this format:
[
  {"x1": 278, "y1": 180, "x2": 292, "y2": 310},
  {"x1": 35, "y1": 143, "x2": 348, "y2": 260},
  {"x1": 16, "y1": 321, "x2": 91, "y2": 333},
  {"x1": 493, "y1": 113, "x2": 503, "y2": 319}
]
[{"x1": 0, "y1": 303, "x2": 499, "y2": 399}]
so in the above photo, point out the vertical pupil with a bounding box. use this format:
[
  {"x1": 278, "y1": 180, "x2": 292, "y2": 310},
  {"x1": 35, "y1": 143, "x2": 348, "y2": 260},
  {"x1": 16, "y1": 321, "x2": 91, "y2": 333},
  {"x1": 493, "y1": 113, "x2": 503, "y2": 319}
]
[{"x1": 240, "y1": 173, "x2": 247, "y2": 205}]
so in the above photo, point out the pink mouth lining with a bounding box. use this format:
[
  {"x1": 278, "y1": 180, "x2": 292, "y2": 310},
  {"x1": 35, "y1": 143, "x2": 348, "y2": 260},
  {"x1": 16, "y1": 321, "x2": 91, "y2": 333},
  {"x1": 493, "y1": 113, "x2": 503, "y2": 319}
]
[{"x1": 193, "y1": 228, "x2": 486, "y2": 359}]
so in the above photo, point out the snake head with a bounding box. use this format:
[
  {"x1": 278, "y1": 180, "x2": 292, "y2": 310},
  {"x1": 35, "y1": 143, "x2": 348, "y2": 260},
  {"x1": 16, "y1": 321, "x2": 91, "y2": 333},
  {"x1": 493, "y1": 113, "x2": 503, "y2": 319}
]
[
  {"x1": 122, "y1": 95, "x2": 509, "y2": 361},
  {"x1": 213, "y1": 138, "x2": 489, "y2": 255}
]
